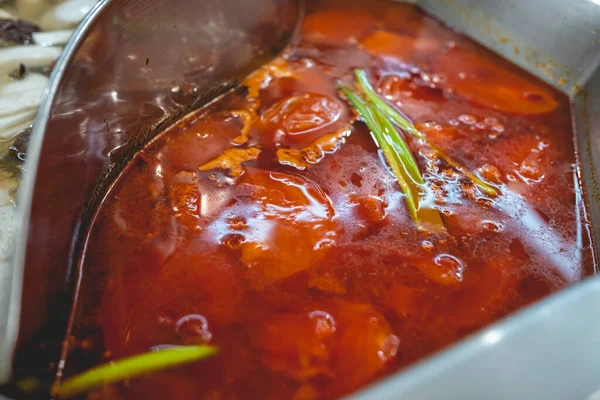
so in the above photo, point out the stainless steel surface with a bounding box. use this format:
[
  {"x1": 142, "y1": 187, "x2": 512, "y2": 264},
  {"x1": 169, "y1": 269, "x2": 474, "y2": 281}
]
[
  {"x1": 349, "y1": 277, "x2": 600, "y2": 400},
  {"x1": 0, "y1": 0, "x2": 299, "y2": 383},
  {"x1": 3, "y1": 0, "x2": 600, "y2": 397},
  {"x1": 575, "y1": 62, "x2": 600, "y2": 251},
  {"x1": 419, "y1": 0, "x2": 600, "y2": 94}
]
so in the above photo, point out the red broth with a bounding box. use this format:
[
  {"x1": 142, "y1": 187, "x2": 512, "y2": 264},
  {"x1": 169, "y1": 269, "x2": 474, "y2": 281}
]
[{"x1": 64, "y1": 1, "x2": 595, "y2": 399}]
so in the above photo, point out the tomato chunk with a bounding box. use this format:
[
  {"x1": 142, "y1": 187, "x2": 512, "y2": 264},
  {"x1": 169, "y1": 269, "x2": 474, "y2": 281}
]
[
  {"x1": 302, "y1": 10, "x2": 378, "y2": 45},
  {"x1": 237, "y1": 169, "x2": 336, "y2": 289},
  {"x1": 259, "y1": 93, "x2": 345, "y2": 148},
  {"x1": 329, "y1": 302, "x2": 399, "y2": 396},
  {"x1": 255, "y1": 302, "x2": 399, "y2": 398},
  {"x1": 257, "y1": 311, "x2": 336, "y2": 381},
  {"x1": 361, "y1": 30, "x2": 440, "y2": 63},
  {"x1": 434, "y1": 48, "x2": 558, "y2": 114}
]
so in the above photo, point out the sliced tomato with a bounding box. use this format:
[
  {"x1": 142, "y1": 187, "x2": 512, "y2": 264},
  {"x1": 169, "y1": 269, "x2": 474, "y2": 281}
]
[
  {"x1": 378, "y1": 73, "x2": 446, "y2": 103},
  {"x1": 351, "y1": 195, "x2": 387, "y2": 223},
  {"x1": 487, "y1": 133, "x2": 559, "y2": 183}
]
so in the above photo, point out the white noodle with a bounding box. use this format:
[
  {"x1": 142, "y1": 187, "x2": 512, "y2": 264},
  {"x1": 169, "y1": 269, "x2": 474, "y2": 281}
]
[
  {"x1": 33, "y1": 29, "x2": 73, "y2": 47},
  {"x1": 0, "y1": 46, "x2": 61, "y2": 77},
  {"x1": 0, "y1": 88, "x2": 42, "y2": 117},
  {"x1": 0, "y1": 201, "x2": 15, "y2": 258},
  {"x1": 40, "y1": 0, "x2": 96, "y2": 30},
  {"x1": 0, "y1": 73, "x2": 48, "y2": 96},
  {"x1": 0, "y1": 121, "x2": 31, "y2": 145},
  {"x1": 0, "y1": 109, "x2": 35, "y2": 137}
]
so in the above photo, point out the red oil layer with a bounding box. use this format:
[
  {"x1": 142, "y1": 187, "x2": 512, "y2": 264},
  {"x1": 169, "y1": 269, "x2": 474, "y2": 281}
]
[{"x1": 65, "y1": 1, "x2": 595, "y2": 399}]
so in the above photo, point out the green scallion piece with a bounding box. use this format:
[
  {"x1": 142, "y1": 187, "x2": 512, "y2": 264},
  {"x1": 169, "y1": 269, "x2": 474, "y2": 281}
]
[
  {"x1": 340, "y1": 86, "x2": 419, "y2": 223},
  {"x1": 340, "y1": 85, "x2": 444, "y2": 231},
  {"x1": 355, "y1": 69, "x2": 424, "y2": 139},
  {"x1": 52, "y1": 345, "x2": 219, "y2": 399},
  {"x1": 354, "y1": 69, "x2": 498, "y2": 197},
  {"x1": 426, "y1": 142, "x2": 498, "y2": 196}
]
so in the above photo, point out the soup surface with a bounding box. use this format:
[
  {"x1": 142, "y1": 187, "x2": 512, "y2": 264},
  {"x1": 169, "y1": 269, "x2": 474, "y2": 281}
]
[{"x1": 65, "y1": 1, "x2": 595, "y2": 399}]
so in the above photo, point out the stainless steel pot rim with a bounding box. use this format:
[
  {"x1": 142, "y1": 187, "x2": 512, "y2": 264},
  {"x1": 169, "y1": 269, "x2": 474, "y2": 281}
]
[
  {"x1": 0, "y1": 0, "x2": 112, "y2": 383},
  {"x1": 2, "y1": 0, "x2": 600, "y2": 398}
]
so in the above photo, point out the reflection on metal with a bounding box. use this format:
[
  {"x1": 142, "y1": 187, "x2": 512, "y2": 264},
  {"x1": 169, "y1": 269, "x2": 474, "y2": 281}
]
[
  {"x1": 349, "y1": 276, "x2": 600, "y2": 400},
  {"x1": 419, "y1": 0, "x2": 600, "y2": 93},
  {"x1": 3, "y1": 0, "x2": 600, "y2": 398},
  {"x1": 587, "y1": 387, "x2": 600, "y2": 400},
  {"x1": 0, "y1": 0, "x2": 300, "y2": 384}
]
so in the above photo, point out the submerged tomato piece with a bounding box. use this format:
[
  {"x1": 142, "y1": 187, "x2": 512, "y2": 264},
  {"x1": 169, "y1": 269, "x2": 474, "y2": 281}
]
[
  {"x1": 302, "y1": 10, "x2": 379, "y2": 45},
  {"x1": 434, "y1": 48, "x2": 558, "y2": 114},
  {"x1": 101, "y1": 247, "x2": 243, "y2": 356},
  {"x1": 259, "y1": 93, "x2": 345, "y2": 148},
  {"x1": 256, "y1": 302, "x2": 399, "y2": 397},
  {"x1": 258, "y1": 62, "x2": 338, "y2": 106},
  {"x1": 263, "y1": 93, "x2": 342, "y2": 135},
  {"x1": 417, "y1": 254, "x2": 466, "y2": 285},
  {"x1": 240, "y1": 168, "x2": 334, "y2": 217},
  {"x1": 386, "y1": 263, "x2": 507, "y2": 348},
  {"x1": 237, "y1": 169, "x2": 336, "y2": 289},
  {"x1": 351, "y1": 195, "x2": 387, "y2": 223},
  {"x1": 361, "y1": 30, "x2": 440, "y2": 63},
  {"x1": 378, "y1": 73, "x2": 447, "y2": 104},
  {"x1": 388, "y1": 284, "x2": 426, "y2": 319},
  {"x1": 329, "y1": 302, "x2": 400, "y2": 396},
  {"x1": 484, "y1": 133, "x2": 560, "y2": 185},
  {"x1": 257, "y1": 311, "x2": 336, "y2": 381},
  {"x1": 159, "y1": 114, "x2": 241, "y2": 172}
]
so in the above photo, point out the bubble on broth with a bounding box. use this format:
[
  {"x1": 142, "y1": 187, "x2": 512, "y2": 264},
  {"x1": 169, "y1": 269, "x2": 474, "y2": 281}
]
[{"x1": 175, "y1": 314, "x2": 213, "y2": 343}]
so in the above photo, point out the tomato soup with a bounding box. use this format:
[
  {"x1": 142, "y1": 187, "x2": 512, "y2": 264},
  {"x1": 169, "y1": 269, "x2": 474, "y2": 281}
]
[{"x1": 61, "y1": 1, "x2": 595, "y2": 399}]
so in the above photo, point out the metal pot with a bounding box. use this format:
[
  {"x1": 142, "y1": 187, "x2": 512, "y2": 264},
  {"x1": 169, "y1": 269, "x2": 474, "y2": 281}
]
[
  {"x1": 2, "y1": 0, "x2": 600, "y2": 398},
  {"x1": 0, "y1": 0, "x2": 300, "y2": 387}
]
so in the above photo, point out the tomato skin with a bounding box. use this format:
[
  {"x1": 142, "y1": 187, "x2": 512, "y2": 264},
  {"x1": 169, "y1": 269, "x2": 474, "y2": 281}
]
[
  {"x1": 238, "y1": 168, "x2": 337, "y2": 289},
  {"x1": 259, "y1": 93, "x2": 345, "y2": 148}
]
